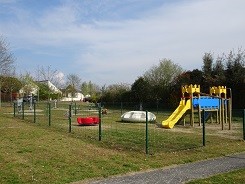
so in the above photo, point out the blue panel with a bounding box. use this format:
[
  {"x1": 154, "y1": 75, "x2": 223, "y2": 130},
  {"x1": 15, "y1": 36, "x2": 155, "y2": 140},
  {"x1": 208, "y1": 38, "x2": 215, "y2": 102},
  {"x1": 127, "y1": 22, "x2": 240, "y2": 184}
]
[{"x1": 192, "y1": 96, "x2": 220, "y2": 109}]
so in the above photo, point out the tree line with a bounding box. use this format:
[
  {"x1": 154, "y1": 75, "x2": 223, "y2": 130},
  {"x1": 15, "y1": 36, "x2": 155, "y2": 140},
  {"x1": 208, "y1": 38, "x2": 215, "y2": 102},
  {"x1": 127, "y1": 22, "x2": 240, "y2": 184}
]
[
  {"x1": 101, "y1": 50, "x2": 245, "y2": 109},
  {"x1": 1, "y1": 36, "x2": 244, "y2": 108}
]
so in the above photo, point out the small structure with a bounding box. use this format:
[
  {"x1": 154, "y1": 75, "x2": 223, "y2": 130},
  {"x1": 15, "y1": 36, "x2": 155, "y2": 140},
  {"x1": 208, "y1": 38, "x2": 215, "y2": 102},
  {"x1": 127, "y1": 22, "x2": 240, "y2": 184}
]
[{"x1": 121, "y1": 111, "x2": 156, "y2": 123}]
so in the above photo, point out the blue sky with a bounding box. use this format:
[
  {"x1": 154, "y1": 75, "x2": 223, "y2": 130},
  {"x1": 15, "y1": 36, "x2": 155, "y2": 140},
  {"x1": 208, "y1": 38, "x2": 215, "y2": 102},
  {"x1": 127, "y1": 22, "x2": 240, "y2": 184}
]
[{"x1": 0, "y1": 0, "x2": 245, "y2": 86}]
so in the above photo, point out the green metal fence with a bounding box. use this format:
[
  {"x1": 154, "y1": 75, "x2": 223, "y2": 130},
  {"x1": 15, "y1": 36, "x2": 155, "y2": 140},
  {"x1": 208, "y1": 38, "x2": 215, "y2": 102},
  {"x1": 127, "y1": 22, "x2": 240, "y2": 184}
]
[{"x1": 12, "y1": 101, "x2": 245, "y2": 154}]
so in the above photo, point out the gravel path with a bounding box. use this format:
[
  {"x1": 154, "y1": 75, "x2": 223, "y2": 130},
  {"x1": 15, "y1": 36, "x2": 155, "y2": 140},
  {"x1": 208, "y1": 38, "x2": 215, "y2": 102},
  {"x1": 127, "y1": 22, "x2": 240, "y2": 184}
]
[{"x1": 80, "y1": 152, "x2": 245, "y2": 184}]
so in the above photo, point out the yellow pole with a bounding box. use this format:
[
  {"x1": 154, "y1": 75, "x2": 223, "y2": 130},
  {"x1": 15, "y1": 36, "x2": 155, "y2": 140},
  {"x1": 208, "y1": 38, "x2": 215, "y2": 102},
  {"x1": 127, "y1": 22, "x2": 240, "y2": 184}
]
[{"x1": 191, "y1": 99, "x2": 194, "y2": 126}]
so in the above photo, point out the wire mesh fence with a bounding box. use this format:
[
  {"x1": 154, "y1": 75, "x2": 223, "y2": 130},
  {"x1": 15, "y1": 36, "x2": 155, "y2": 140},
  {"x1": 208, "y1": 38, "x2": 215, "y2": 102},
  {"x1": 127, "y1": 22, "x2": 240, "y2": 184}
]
[{"x1": 11, "y1": 101, "x2": 245, "y2": 155}]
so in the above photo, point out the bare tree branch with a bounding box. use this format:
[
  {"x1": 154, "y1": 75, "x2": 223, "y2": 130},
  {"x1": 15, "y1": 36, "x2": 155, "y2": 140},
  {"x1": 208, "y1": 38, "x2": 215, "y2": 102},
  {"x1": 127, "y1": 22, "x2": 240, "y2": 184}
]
[{"x1": 0, "y1": 36, "x2": 15, "y2": 76}]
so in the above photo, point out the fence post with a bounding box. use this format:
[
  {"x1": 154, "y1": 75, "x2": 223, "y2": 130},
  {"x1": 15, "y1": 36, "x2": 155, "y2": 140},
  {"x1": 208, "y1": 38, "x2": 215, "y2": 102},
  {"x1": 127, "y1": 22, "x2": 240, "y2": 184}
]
[
  {"x1": 243, "y1": 109, "x2": 245, "y2": 140},
  {"x1": 69, "y1": 104, "x2": 72, "y2": 133},
  {"x1": 99, "y1": 107, "x2": 102, "y2": 141},
  {"x1": 145, "y1": 110, "x2": 149, "y2": 154},
  {"x1": 48, "y1": 102, "x2": 51, "y2": 126},
  {"x1": 202, "y1": 110, "x2": 206, "y2": 146},
  {"x1": 34, "y1": 102, "x2": 36, "y2": 123}
]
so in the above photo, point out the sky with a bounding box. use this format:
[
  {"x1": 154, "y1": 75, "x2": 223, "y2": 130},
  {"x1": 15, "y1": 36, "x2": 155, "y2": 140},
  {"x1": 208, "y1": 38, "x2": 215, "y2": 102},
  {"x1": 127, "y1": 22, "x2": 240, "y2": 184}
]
[{"x1": 0, "y1": 0, "x2": 245, "y2": 86}]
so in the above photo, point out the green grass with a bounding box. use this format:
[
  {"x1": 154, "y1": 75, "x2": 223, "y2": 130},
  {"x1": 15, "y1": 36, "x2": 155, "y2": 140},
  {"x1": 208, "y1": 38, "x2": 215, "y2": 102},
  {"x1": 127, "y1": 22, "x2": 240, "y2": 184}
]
[
  {"x1": 187, "y1": 169, "x2": 245, "y2": 184},
  {"x1": 0, "y1": 102, "x2": 245, "y2": 183}
]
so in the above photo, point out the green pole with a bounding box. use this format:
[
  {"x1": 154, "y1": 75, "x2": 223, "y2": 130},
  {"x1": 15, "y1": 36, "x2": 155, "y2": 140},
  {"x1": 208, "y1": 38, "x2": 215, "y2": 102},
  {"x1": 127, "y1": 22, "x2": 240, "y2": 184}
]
[
  {"x1": 99, "y1": 107, "x2": 102, "y2": 141},
  {"x1": 202, "y1": 110, "x2": 206, "y2": 146},
  {"x1": 13, "y1": 102, "x2": 16, "y2": 117},
  {"x1": 69, "y1": 104, "x2": 72, "y2": 133},
  {"x1": 34, "y1": 102, "x2": 36, "y2": 123},
  {"x1": 145, "y1": 110, "x2": 149, "y2": 154},
  {"x1": 48, "y1": 102, "x2": 51, "y2": 126},
  {"x1": 22, "y1": 102, "x2": 24, "y2": 120},
  {"x1": 243, "y1": 109, "x2": 245, "y2": 140}
]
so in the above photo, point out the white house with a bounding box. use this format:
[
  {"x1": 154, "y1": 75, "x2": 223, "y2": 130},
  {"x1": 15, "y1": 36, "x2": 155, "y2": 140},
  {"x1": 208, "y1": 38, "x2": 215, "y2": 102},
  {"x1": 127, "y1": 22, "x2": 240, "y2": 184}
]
[
  {"x1": 60, "y1": 92, "x2": 84, "y2": 101},
  {"x1": 19, "y1": 80, "x2": 62, "y2": 98},
  {"x1": 37, "y1": 80, "x2": 62, "y2": 94},
  {"x1": 19, "y1": 82, "x2": 39, "y2": 96}
]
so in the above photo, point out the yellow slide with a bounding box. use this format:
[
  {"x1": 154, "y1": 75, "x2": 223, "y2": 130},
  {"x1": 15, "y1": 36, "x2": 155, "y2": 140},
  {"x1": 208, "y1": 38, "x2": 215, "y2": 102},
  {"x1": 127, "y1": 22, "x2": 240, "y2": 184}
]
[{"x1": 162, "y1": 99, "x2": 191, "y2": 129}]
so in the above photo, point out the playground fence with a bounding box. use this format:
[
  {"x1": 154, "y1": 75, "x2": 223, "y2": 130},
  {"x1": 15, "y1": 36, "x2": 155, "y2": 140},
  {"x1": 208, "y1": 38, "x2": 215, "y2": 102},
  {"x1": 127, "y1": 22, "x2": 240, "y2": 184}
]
[{"x1": 12, "y1": 101, "x2": 245, "y2": 154}]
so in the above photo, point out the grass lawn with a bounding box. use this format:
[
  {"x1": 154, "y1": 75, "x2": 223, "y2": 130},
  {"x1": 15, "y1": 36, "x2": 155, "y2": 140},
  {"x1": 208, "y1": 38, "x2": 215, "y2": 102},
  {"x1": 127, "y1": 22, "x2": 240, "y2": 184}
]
[
  {"x1": 0, "y1": 102, "x2": 244, "y2": 183},
  {"x1": 187, "y1": 169, "x2": 245, "y2": 184}
]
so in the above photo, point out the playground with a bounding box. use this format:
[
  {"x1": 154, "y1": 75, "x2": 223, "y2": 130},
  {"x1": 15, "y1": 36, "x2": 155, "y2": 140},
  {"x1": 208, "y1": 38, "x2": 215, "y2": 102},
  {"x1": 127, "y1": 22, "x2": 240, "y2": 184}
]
[
  {"x1": 162, "y1": 84, "x2": 232, "y2": 129},
  {"x1": 7, "y1": 85, "x2": 245, "y2": 154},
  {"x1": 0, "y1": 85, "x2": 244, "y2": 183}
]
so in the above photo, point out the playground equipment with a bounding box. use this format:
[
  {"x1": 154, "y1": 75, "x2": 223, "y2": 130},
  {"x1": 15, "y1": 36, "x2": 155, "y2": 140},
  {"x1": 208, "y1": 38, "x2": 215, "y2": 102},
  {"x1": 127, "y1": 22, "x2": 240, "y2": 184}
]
[
  {"x1": 162, "y1": 84, "x2": 232, "y2": 129},
  {"x1": 77, "y1": 117, "x2": 99, "y2": 126},
  {"x1": 121, "y1": 111, "x2": 156, "y2": 123}
]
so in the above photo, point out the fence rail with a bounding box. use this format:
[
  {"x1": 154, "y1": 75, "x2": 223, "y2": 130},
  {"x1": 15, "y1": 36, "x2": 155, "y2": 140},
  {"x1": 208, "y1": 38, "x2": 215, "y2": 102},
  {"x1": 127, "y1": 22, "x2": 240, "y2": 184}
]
[{"x1": 11, "y1": 101, "x2": 245, "y2": 154}]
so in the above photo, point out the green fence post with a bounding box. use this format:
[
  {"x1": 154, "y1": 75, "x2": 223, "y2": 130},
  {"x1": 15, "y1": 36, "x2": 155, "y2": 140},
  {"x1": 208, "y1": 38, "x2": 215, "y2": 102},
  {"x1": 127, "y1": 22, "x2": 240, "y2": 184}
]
[
  {"x1": 202, "y1": 110, "x2": 206, "y2": 146},
  {"x1": 99, "y1": 107, "x2": 102, "y2": 141},
  {"x1": 13, "y1": 102, "x2": 16, "y2": 117},
  {"x1": 243, "y1": 109, "x2": 245, "y2": 140},
  {"x1": 22, "y1": 102, "x2": 25, "y2": 120},
  {"x1": 69, "y1": 104, "x2": 72, "y2": 133},
  {"x1": 48, "y1": 102, "x2": 51, "y2": 126},
  {"x1": 145, "y1": 110, "x2": 149, "y2": 154},
  {"x1": 34, "y1": 102, "x2": 36, "y2": 123}
]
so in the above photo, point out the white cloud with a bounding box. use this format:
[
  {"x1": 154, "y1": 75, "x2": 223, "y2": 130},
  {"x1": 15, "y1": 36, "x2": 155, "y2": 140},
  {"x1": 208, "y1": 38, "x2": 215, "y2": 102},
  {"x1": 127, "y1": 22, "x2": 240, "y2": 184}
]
[{"x1": 0, "y1": 0, "x2": 244, "y2": 85}]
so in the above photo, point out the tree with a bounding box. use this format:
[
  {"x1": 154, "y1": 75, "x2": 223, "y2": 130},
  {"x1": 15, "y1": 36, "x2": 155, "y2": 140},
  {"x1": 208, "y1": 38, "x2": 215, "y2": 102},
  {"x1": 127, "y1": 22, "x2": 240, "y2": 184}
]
[
  {"x1": 66, "y1": 74, "x2": 81, "y2": 100},
  {"x1": 0, "y1": 36, "x2": 15, "y2": 106},
  {"x1": 0, "y1": 36, "x2": 15, "y2": 75},
  {"x1": 131, "y1": 77, "x2": 151, "y2": 103},
  {"x1": 102, "y1": 83, "x2": 130, "y2": 103},
  {"x1": 19, "y1": 73, "x2": 38, "y2": 97},
  {"x1": 143, "y1": 59, "x2": 184, "y2": 87},
  {"x1": 81, "y1": 81, "x2": 98, "y2": 95},
  {"x1": 0, "y1": 76, "x2": 21, "y2": 102},
  {"x1": 213, "y1": 55, "x2": 225, "y2": 85},
  {"x1": 36, "y1": 65, "x2": 64, "y2": 88},
  {"x1": 225, "y1": 49, "x2": 245, "y2": 86},
  {"x1": 37, "y1": 82, "x2": 50, "y2": 101},
  {"x1": 225, "y1": 49, "x2": 245, "y2": 108},
  {"x1": 202, "y1": 52, "x2": 215, "y2": 92},
  {"x1": 143, "y1": 59, "x2": 184, "y2": 107},
  {"x1": 202, "y1": 53, "x2": 213, "y2": 76}
]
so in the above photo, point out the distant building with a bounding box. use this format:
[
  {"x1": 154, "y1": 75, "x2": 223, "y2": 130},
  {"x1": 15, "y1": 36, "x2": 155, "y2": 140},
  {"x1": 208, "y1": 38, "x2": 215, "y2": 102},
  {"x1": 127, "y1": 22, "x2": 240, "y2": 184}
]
[
  {"x1": 19, "y1": 82, "x2": 39, "y2": 96},
  {"x1": 19, "y1": 80, "x2": 62, "y2": 98},
  {"x1": 60, "y1": 92, "x2": 84, "y2": 101},
  {"x1": 37, "y1": 80, "x2": 62, "y2": 94}
]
